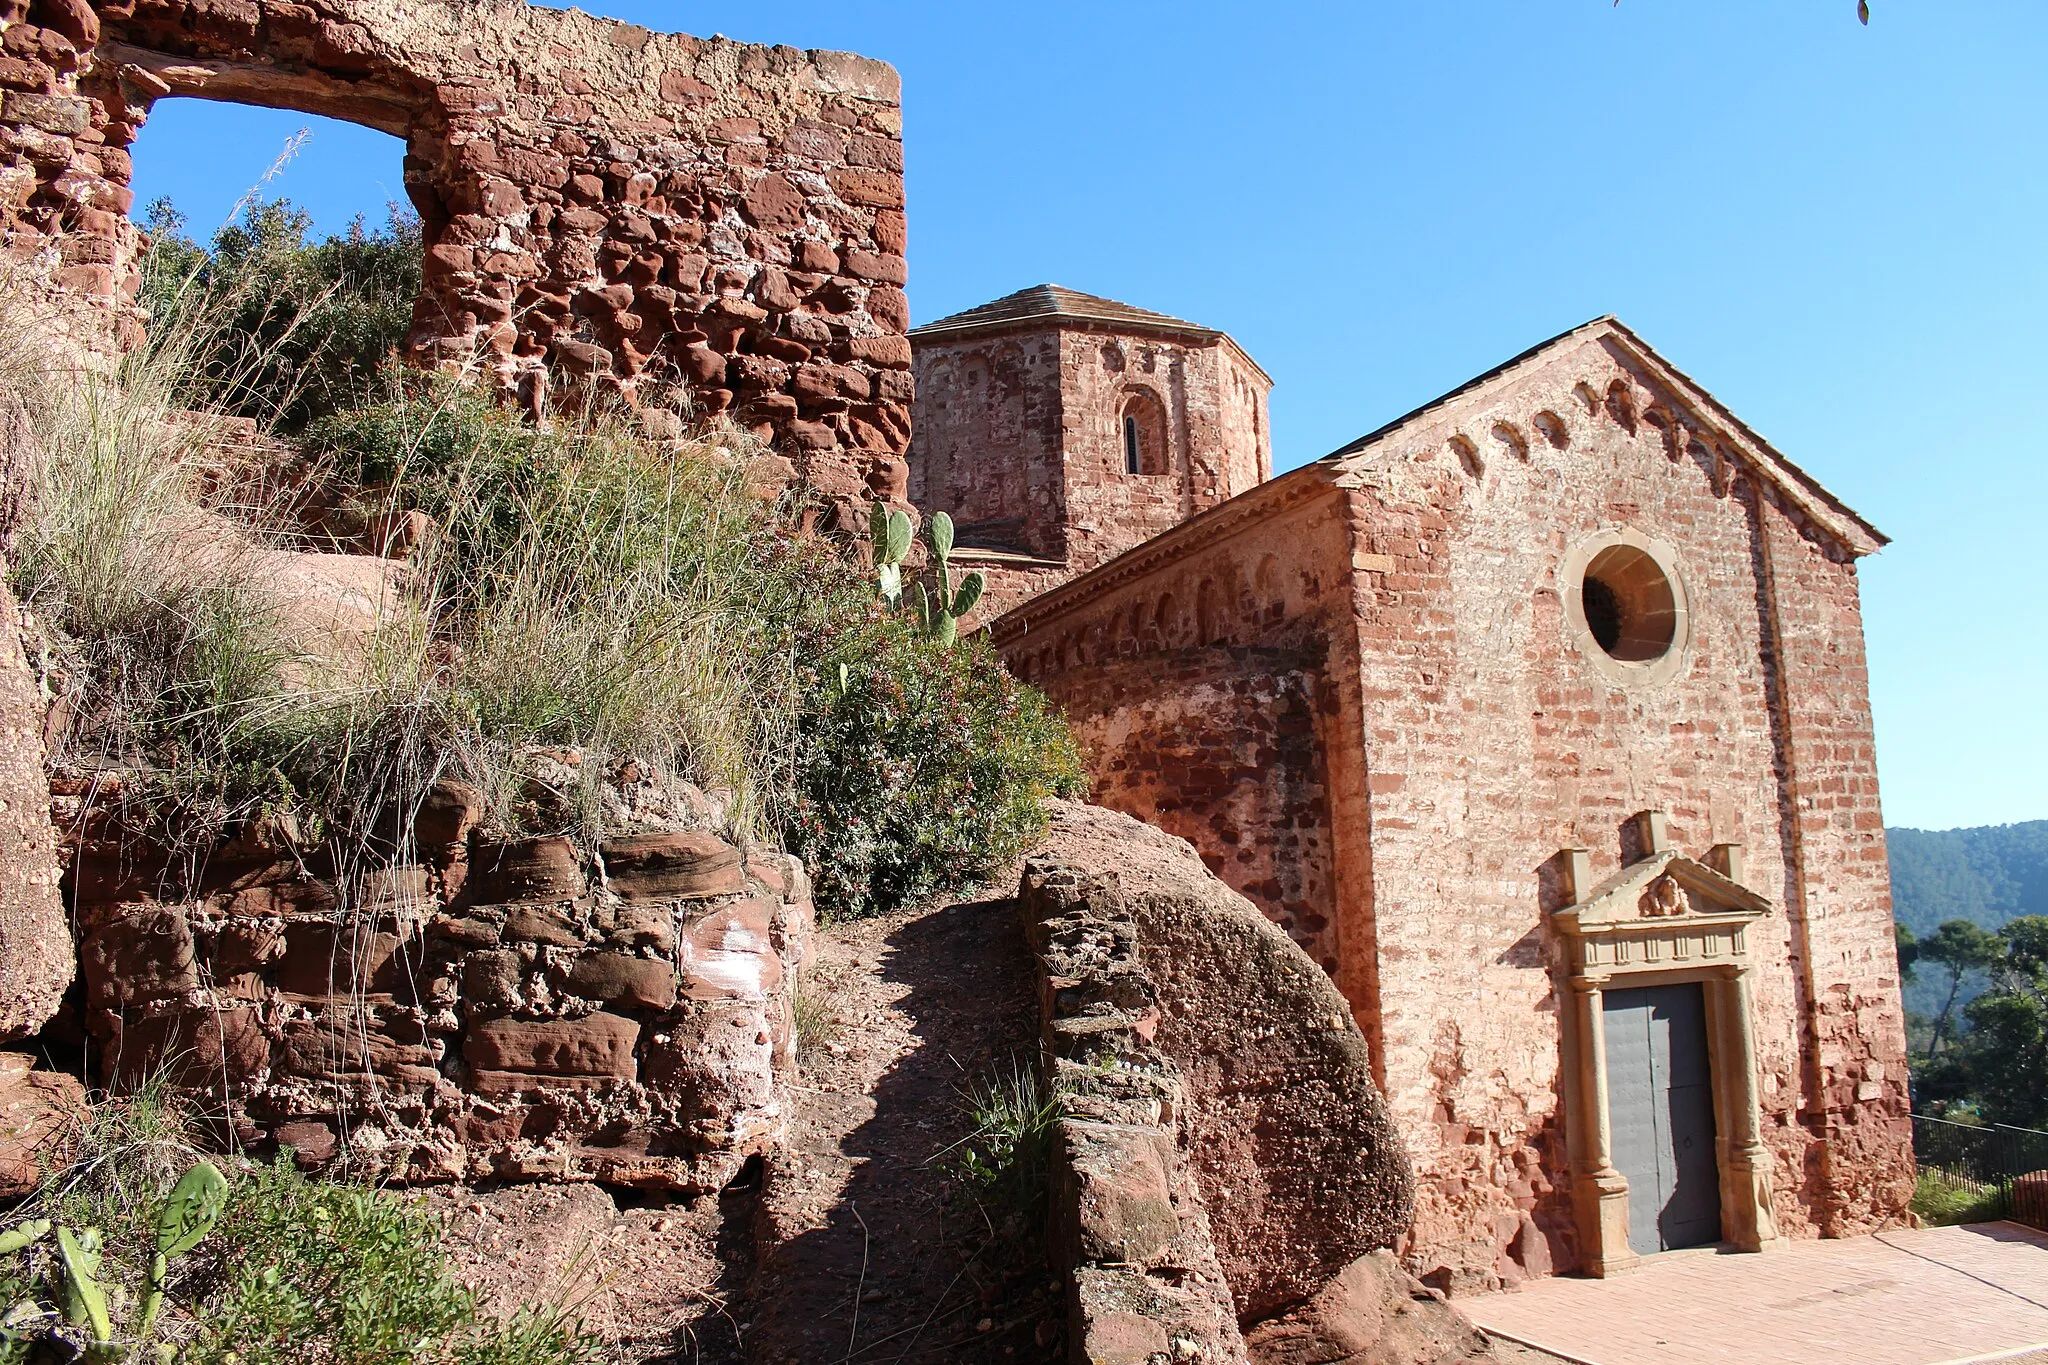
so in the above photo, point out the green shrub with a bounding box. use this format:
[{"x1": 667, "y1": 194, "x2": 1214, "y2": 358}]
[
  {"x1": 0, "y1": 1091, "x2": 597, "y2": 1365},
  {"x1": 783, "y1": 615, "x2": 1084, "y2": 918},
  {"x1": 1908, "y1": 1169, "x2": 2005, "y2": 1227},
  {"x1": 192, "y1": 1159, "x2": 599, "y2": 1365},
  {"x1": 139, "y1": 196, "x2": 422, "y2": 432}
]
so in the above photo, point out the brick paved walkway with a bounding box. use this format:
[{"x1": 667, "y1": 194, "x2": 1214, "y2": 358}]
[{"x1": 1464, "y1": 1221, "x2": 2048, "y2": 1365}]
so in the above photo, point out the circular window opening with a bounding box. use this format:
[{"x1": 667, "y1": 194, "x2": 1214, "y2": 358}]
[{"x1": 1580, "y1": 544, "x2": 1677, "y2": 662}]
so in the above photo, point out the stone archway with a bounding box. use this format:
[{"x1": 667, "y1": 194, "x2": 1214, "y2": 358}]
[{"x1": 0, "y1": 0, "x2": 911, "y2": 502}]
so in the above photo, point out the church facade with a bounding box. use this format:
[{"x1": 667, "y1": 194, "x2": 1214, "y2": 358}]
[{"x1": 911, "y1": 303, "x2": 1914, "y2": 1290}]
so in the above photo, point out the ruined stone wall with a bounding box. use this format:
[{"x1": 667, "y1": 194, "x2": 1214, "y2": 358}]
[
  {"x1": 1334, "y1": 329, "x2": 1909, "y2": 1289},
  {"x1": 908, "y1": 330, "x2": 1066, "y2": 558},
  {"x1": 0, "y1": 0, "x2": 908, "y2": 502},
  {"x1": 1017, "y1": 846, "x2": 1246, "y2": 1364},
  {"x1": 56, "y1": 771, "x2": 812, "y2": 1192},
  {"x1": 1004, "y1": 486, "x2": 1359, "y2": 977}
]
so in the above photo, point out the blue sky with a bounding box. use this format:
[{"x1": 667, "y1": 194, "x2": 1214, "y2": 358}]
[{"x1": 127, "y1": 2, "x2": 2047, "y2": 832}]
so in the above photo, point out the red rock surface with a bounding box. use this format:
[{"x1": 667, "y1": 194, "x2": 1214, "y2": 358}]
[{"x1": 0, "y1": 579, "x2": 71, "y2": 1039}]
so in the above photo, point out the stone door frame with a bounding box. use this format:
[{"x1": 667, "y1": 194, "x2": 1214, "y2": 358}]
[{"x1": 1551, "y1": 813, "x2": 1785, "y2": 1277}]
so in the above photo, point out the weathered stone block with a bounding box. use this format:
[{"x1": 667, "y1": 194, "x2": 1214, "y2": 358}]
[
  {"x1": 560, "y1": 951, "x2": 678, "y2": 1012},
  {"x1": 680, "y1": 898, "x2": 781, "y2": 1002},
  {"x1": 465, "y1": 1012, "x2": 639, "y2": 1078},
  {"x1": 1061, "y1": 1119, "x2": 1180, "y2": 1265},
  {"x1": 79, "y1": 901, "x2": 191, "y2": 1006},
  {"x1": 601, "y1": 830, "x2": 743, "y2": 901},
  {"x1": 468, "y1": 836, "x2": 585, "y2": 903}
]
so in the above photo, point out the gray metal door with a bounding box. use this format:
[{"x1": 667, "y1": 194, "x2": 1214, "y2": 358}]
[{"x1": 1604, "y1": 983, "x2": 1721, "y2": 1253}]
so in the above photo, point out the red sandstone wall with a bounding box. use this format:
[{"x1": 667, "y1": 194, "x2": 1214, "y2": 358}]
[
  {"x1": 908, "y1": 332, "x2": 1066, "y2": 558},
  {"x1": 1005, "y1": 486, "x2": 1357, "y2": 976},
  {"x1": 1752, "y1": 482, "x2": 1913, "y2": 1237},
  {"x1": 0, "y1": 0, "x2": 908, "y2": 501},
  {"x1": 54, "y1": 771, "x2": 813, "y2": 1191},
  {"x1": 1033, "y1": 648, "x2": 1337, "y2": 972},
  {"x1": 1335, "y1": 331, "x2": 1908, "y2": 1288}
]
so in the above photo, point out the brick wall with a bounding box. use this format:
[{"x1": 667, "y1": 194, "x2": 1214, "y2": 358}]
[{"x1": 0, "y1": 0, "x2": 907, "y2": 500}]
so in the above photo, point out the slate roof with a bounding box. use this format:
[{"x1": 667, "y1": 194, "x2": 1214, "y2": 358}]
[{"x1": 909, "y1": 284, "x2": 1226, "y2": 343}]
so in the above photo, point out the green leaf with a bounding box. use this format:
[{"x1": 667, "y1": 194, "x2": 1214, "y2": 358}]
[
  {"x1": 157, "y1": 1160, "x2": 229, "y2": 1258},
  {"x1": 884, "y1": 509, "x2": 913, "y2": 564},
  {"x1": 927, "y1": 509, "x2": 955, "y2": 560},
  {"x1": 877, "y1": 562, "x2": 902, "y2": 604},
  {"x1": 0, "y1": 1222, "x2": 48, "y2": 1257}
]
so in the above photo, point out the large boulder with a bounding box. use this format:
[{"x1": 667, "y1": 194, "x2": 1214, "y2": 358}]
[
  {"x1": 1031, "y1": 801, "x2": 1415, "y2": 1322},
  {"x1": 1243, "y1": 1251, "x2": 1497, "y2": 1365},
  {"x1": 0, "y1": 577, "x2": 70, "y2": 1040}
]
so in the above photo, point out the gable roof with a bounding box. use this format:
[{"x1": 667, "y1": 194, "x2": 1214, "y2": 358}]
[
  {"x1": 993, "y1": 315, "x2": 1886, "y2": 640},
  {"x1": 914, "y1": 281, "x2": 1230, "y2": 338},
  {"x1": 1323, "y1": 315, "x2": 1887, "y2": 556}
]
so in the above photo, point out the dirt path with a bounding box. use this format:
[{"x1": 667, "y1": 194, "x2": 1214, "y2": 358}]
[{"x1": 745, "y1": 889, "x2": 1063, "y2": 1364}]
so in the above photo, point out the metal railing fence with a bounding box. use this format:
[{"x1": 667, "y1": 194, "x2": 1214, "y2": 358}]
[{"x1": 1911, "y1": 1113, "x2": 2048, "y2": 1229}]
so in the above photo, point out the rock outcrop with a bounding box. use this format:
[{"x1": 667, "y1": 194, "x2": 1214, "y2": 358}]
[
  {"x1": 0, "y1": 579, "x2": 72, "y2": 1040},
  {"x1": 1030, "y1": 801, "x2": 1414, "y2": 1320},
  {"x1": 1242, "y1": 1251, "x2": 1498, "y2": 1365},
  {"x1": 1021, "y1": 803, "x2": 1493, "y2": 1363}
]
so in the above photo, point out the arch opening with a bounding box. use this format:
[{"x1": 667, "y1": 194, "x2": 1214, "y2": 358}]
[{"x1": 1120, "y1": 389, "x2": 1170, "y2": 476}]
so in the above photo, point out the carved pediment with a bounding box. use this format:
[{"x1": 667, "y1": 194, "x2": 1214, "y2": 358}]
[
  {"x1": 1562, "y1": 850, "x2": 1771, "y2": 929},
  {"x1": 1550, "y1": 848, "x2": 1773, "y2": 978}
]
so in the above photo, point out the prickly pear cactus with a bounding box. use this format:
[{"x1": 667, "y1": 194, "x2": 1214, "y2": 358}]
[
  {"x1": 869, "y1": 503, "x2": 913, "y2": 606},
  {"x1": 140, "y1": 1160, "x2": 228, "y2": 1336},
  {"x1": 915, "y1": 511, "x2": 987, "y2": 646},
  {"x1": 55, "y1": 1226, "x2": 110, "y2": 1344}
]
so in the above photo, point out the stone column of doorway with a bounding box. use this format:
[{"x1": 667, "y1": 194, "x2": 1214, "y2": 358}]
[
  {"x1": 1568, "y1": 976, "x2": 1641, "y2": 1278},
  {"x1": 1711, "y1": 967, "x2": 1784, "y2": 1252}
]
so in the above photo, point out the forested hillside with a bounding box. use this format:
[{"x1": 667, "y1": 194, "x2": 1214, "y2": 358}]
[{"x1": 1890, "y1": 821, "x2": 2048, "y2": 1021}]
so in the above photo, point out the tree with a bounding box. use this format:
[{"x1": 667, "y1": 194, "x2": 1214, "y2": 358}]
[
  {"x1": 1951, "y1": 917, "x2": 2048, "y2": 1127},
  {"x1": 138, "y1": 195, "x2": 423, "y2": 432},
  {"x1": 1921, "y1": 919, "x2": 1998, "y2": 1058},
  {"x1": 1895, "y1": 921, "x2": 1919, "y2": 983}
]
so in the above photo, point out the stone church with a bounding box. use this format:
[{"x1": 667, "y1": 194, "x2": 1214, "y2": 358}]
[{"x1": 909, "y1": 298, "x2": 1914, "y2": 1290}]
